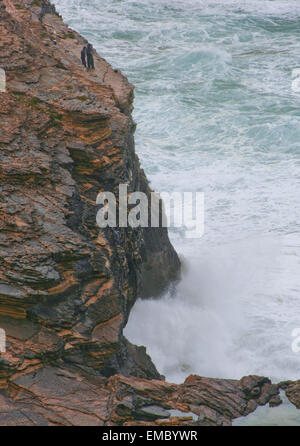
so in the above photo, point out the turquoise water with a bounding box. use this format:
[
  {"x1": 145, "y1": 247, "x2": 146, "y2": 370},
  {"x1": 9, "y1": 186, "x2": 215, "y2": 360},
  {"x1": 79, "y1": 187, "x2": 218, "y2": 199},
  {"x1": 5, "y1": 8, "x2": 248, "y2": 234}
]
[
  {"x1": 234, "y1": 392, "x2": 300, "y2": 426},
  {"x1": 54, "y1": 0, "x2": 300, "y2": 409}
]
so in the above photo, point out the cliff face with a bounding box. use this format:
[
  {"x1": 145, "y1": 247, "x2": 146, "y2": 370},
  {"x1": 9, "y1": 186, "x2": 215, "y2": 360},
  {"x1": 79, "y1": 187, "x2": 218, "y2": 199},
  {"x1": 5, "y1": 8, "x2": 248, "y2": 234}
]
[
  {"x1": 0, "y1": 0, "x2": 294, "y2": 427},
  {"x1": 0, "y1": 0, "x2": 180, "y2": 386}
]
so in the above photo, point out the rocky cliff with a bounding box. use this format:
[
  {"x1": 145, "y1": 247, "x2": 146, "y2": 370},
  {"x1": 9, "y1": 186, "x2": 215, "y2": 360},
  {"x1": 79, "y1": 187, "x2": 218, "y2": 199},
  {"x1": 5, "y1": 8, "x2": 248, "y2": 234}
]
[
  {"x1": 0, "y1": 0, "x2": 180, "y2": 384},
  {"x1": 0, "y1": 0, "x2": 298, "y2": 426}
]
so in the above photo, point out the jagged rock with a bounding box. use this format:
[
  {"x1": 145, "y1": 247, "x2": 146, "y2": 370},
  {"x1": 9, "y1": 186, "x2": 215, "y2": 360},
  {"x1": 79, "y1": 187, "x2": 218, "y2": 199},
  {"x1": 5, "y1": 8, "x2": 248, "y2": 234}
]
[
  {"x1": 280, "y1": 381, "x2": 300, "y2": 409},
  {"x1": 0, "y1": 367, "x2": 280, "y2": 426},
  {"x1": 107, "y1": 374, "x2": 281, "y2": 426}
]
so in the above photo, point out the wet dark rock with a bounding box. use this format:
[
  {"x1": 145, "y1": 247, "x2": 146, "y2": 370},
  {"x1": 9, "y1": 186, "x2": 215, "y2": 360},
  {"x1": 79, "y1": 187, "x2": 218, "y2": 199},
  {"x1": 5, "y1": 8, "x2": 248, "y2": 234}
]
[
  {"x1": 282, "y1": 381, "x2": 300, "y2": 409},
  {"x1": 269, "y1": 395, "x2": 282, "y2": 407}
]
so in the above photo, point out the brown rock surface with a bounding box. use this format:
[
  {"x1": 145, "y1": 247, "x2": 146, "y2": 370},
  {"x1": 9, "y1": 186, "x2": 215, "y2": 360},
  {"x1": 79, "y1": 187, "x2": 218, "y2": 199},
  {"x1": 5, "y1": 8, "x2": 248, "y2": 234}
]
[
  {"x1": 0, "y1": 367, "x2": 281, "y2": 426},
  {"x1": 0, "y1": 0, "x2": 286, "y2": 426}
]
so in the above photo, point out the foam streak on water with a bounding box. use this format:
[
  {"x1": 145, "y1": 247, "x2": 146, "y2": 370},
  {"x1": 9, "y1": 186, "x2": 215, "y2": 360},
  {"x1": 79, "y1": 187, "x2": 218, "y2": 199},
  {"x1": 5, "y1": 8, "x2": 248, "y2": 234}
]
[{"x1": 54, "y1": 1, "x2": 300, "y2": 387}]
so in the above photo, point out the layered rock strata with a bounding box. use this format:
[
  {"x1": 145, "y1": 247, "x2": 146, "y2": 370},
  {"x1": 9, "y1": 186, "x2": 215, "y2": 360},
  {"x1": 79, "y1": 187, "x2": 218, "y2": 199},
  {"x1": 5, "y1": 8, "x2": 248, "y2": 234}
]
[{"x1": 0, "y1": 367, "x2": 282, "y2": 426}]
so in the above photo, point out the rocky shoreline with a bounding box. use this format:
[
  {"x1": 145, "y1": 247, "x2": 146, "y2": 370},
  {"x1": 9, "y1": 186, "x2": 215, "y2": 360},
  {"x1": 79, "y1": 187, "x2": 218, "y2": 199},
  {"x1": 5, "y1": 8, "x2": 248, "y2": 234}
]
[{"x1": 0, "y1": 0, "x2": 299, "y2": 426}]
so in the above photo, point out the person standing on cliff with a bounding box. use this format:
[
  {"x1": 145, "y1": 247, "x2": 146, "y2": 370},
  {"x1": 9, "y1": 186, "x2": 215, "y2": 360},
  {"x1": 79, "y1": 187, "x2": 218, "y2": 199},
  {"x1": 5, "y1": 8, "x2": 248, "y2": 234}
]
[
  {"x1": 81, "y1": 46, "x2": 87, "y2": 69},
  {"x1": 39, "y1": 3, "x2": 56, "y2": 22},
  {"x1": 86, "y1": 43, "x2": 95, "y2": 71}
]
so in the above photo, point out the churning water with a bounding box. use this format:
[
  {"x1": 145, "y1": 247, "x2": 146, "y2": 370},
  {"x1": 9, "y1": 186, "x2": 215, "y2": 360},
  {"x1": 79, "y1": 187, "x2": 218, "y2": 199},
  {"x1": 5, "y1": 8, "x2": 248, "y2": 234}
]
[{"x1": 54, "y1": 1, "x2": 300, "y2": 392}]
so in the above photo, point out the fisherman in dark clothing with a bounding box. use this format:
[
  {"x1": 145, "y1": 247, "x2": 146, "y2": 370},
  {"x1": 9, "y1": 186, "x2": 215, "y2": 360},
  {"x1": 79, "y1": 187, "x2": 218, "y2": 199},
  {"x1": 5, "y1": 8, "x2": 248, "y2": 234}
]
[
  {"x1": 81, "y1": 46, "x2": 87, "y2": 69},
  {"x1": 86, "y1": 44, "x2": 95, "y2": 71},
  {"x1": 39, "y1": 5, "x2": 48, "y2": 21},
  {"x1": 39, "y1": 2, "x2": 56, "y2": 22}
]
